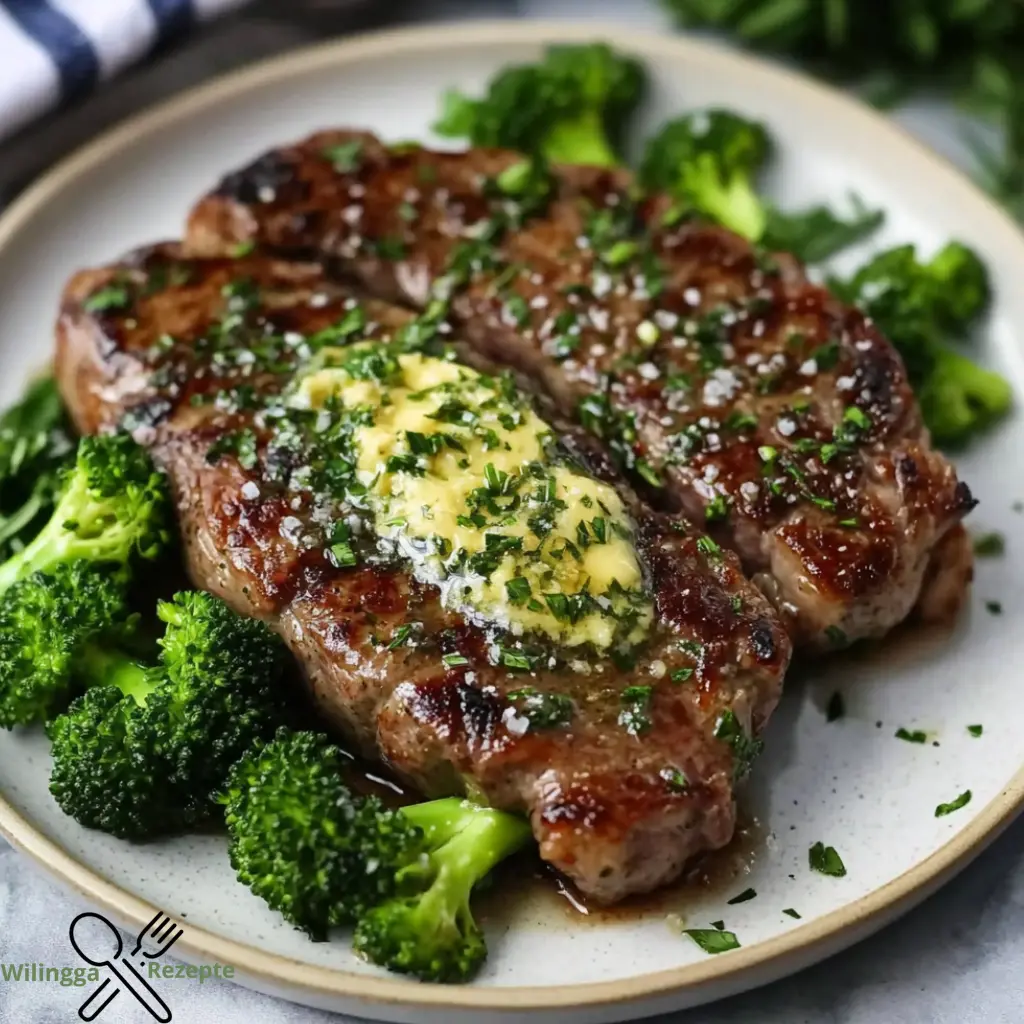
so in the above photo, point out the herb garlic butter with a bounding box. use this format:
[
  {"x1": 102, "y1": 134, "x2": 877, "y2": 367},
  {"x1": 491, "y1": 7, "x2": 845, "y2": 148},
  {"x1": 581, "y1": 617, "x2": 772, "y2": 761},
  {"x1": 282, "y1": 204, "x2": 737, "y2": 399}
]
[{"x1": 291, "y1": 343, "x2": 652, "y2": 650}]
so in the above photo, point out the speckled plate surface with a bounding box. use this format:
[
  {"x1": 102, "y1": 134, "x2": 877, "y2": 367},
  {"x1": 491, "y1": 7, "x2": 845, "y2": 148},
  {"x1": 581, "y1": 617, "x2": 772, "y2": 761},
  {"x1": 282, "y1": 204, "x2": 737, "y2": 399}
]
[{"x1": 0, "y1": 21, "x2": 1022, "y2": 1024}]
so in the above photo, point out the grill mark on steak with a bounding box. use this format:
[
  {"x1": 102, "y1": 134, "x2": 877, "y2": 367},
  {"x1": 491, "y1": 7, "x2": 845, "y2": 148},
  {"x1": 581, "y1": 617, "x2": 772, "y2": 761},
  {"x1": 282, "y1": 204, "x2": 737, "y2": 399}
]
[
  {"x1": 184, "y1": 130, "x2": 976, "y2": 647},
  {"x1": 54, "y1": 243, "x2": 790, "y2": 903}
]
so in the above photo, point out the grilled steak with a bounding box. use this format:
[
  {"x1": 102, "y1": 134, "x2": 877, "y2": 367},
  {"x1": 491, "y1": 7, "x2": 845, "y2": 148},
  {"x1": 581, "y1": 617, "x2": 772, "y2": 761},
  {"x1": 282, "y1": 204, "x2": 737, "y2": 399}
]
[
  {"x1": 185, "y1": 130, "x2": 976, "y2": 649},
  {"x1": 55, "y1": 243, "x2": 790, "y2": 902}
]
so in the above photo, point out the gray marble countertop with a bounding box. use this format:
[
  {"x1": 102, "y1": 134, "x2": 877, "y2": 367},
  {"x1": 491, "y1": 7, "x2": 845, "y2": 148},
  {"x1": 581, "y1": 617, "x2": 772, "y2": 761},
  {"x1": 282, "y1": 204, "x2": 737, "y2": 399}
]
[{"x1": 1, "y1": 2, "x2": 1022, "y2": 1022}]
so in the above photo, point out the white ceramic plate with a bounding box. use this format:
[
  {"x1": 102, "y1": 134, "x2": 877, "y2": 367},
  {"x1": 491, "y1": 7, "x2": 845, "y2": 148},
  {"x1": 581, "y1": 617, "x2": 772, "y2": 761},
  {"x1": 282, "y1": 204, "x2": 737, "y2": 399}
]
[{"x1": 0, "y1": 21, "x2": 1022, "y2": 1024}]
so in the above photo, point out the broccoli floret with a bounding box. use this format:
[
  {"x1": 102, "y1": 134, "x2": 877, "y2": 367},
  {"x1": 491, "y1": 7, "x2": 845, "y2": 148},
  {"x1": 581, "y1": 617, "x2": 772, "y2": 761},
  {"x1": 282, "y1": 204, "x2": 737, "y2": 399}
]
[
  {"x1": 222, "y1": 730, "x2": 532, "y2": 980},
  {"x1": 0, "y1": 377, "x2": 75, "y2": 561},
  {"x1": 434, "y1": 43, "x2": 645, "y2": 167},
  {"x1": 353, "y1": 798, "x2": 531, "y2": 982},
  {"x1": 918, "y1": 345, "x2": 1013, "y2": 446},
  {"x1": 153, "y1": 592, "x2": 292, "y2": 807},
  {"x1": 640, "y1": 110, "x2": 772, "y2": 240},
  {"x1": 0, "y1": 434, "x2": 168, "y2": 596},
  {"x1": 221, "y1": 729, "x2": 423, "y2": 940},
  {"x1": 0, "y1": 562, "x2": 135, "y2": 728},
  {"x1": 926, "y1": 241, "x2": 990, "y2": 326},
  {"x1": 830, "y1": 241, "x2": 1008, "y2": 444},
  {"x1": 47, "y1": 650, "x2": 167, "y2": 839},
  {"x1": 49, "y1": 591, "x2": 290, "y2": 840}
]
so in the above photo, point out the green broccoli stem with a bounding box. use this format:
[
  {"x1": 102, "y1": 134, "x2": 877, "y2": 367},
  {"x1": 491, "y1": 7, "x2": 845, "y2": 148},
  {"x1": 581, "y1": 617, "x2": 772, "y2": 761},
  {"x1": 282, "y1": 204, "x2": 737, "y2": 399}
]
[
  {"x1": 355, "y1": 800, "x2": 532, "y2": 980},
  {"x1": 400, "y1": 799, "x2": 533, "y2": 893},
  {"x1": 543, "y1": 111, "x2": 619, "y2": 168},
  {"x1": 683, "y1": 157, "x2": 768, "y2": 241},
  {"x1": 74, "y1": 644, "x2": 158, "y2": 707},
  {"x1": 399, "y1": 798, "x2": 487, "y2": 846}
]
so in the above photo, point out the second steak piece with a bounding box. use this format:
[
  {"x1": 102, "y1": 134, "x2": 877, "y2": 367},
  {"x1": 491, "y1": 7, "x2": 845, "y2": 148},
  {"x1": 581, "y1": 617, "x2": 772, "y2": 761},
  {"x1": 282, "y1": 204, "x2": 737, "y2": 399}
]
[{"x1": 186, "y1": 130, "x2": 977, "y2": 649}]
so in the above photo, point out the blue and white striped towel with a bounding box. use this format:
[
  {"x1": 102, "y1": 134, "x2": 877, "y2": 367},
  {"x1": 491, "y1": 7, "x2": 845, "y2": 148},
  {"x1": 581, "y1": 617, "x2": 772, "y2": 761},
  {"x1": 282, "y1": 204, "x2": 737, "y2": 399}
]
[{"x1": 0, "y1": 0, "x2": 249, "y2": 140}]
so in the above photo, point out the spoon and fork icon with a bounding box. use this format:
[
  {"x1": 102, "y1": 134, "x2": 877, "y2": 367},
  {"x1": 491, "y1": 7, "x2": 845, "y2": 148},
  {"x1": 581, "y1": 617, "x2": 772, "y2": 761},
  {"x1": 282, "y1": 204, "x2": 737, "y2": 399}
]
[{"x1": 70, "y1": 910, "x2": 183, "y2": 1021}]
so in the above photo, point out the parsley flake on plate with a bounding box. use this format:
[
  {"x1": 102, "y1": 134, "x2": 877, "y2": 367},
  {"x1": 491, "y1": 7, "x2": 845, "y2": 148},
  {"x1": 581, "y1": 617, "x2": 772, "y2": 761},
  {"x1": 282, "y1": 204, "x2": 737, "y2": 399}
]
[
  {"x1": 935, "y1": 790, "x2": 972, "y2": 817},
  {"x1": 684, "y1": 928, "x2": 740, "y2": 954},
  {"x1": 809, "y1": 842, "x2": 846, "y2": 877}
]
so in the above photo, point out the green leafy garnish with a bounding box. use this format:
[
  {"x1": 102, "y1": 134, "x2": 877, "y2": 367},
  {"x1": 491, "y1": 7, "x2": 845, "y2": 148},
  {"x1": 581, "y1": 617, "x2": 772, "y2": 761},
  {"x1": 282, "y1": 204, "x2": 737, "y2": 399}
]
[
  {"x1": 684, "y1": 928, "x2": 741, "y2": 954},
  {"x1": 83, "y1": 284, "x2": 131, "y2": 314},
  {"x1": 619, "y1": 685, "x2": 654, "y2": 736},
  {"x1": 727, "y1": 888, "x2": 757, "y2": 905},
  {"x1": 713, "y1": 708, "x2": 763, "y2": 780},
  {"x1": 935, "y1": 790, "x2": 972, "y2": 817},
  {"x1": 808, "y1": 842, "x2": 846, "y2": 877},
  {"x1": 895, "y1": 727, "x2": 927, "y2": 744},
  {"x1": 322, "y1": 140, "x2": 363, "y2": 173},
  {"x1": 973, "y1": 532, "x2": 1005, "y2": 557}
]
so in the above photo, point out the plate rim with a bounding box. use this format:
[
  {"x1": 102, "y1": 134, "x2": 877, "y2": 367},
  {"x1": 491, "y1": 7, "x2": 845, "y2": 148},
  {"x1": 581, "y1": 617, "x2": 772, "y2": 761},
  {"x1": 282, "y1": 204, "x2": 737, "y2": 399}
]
[{"x1": 1, "y1": 17, "x2": 1022, "y2": 1014}]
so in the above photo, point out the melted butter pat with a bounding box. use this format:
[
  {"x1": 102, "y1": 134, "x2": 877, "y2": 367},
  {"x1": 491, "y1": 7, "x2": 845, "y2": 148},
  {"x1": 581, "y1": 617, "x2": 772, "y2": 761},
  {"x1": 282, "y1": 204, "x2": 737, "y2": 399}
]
[{"x1": 292, "y1": 346, "x2": 652, "y2": 649}]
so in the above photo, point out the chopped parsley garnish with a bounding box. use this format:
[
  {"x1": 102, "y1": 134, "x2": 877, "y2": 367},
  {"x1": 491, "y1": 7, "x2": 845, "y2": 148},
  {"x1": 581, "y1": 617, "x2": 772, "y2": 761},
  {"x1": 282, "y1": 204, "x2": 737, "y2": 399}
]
[
  {"x1": 696, "y1": 535, "x2": 722, "y2": 559},
  {"x1": 442, "y1": 653, "x2": 469, "y2": 668},
  {"x1": 705, "y1": 495, "x2": 730, "y2": 522},
  {"x1": 504, "y1": 577, "x2": 532, "y2": 605},
  {"x1": 684, "y1": 928, "x2": 741, "y2": 954},
  {"x1": 507, "y1": 688, "x2": 574, "y2": 729},
  {"x1": 967, "y1": 724, "x2": 984, "y2": 737},
  {"x1": 935, "y1": 790, "x2": 972, "y2": 817},
  {"x1": 503, "y1": 294, "x2": 531, "y2": 326},
  {"x1": 83, "y1": 284, "x2": 131, "y2": 313},
  {"x1": 602, "y1": 239, "x2": 639, "y2": 267},
  {"x1": 973, "y1": 532, "x2": 1005, "y2": 557},
  {"x1": 714, "y1": 709, "x2": 763, "y2": 780},
  {"x1": 985, "y1": 600, "x2": 1003, "y2": 615},
  {"x1": 723, "y1": 411, "x2": 758, "y2": 433},
  {"x1": 782, "y1": 908, "x2": 802, "y2": 919},
  {"x1": 659, "y1": 766, "x2": 689, "y2": 792},
  {"x1": 825, "y1": 625, "x2": 847, "y2": 647},
  {"x1": 494, "y1": 160, "x2": 534, "y2": 195},
  {"x1": 326, "y1": 521, "x2": 358, "y2": 568},
  {"x1": 826, "y1": 692, "x2": 845, "y2": 722},
  {"x1": 895, "y1": 727, "x2": 927, "y2": 744},
  {"x1": 386, "y1": 623, "x2": 419, "y2": 650},
  {"x1": 841, "y1": 405, "x2": 871, "y2": 432},
  {"x1": 322, "y1": 139, "x2": 363, "y2": 172},
  {"x1": 619, "y1": 685, "x2": 654, "y2": 736},
  {"x1": 636, "y1": 459, "x2": 663, "y2": 488},
  {"x1": 727, "y1": 888, "x2": 757, "y2": 905},
  {"x1": 206, "y1": 428, "x2": 259, "y2": 471},
  {"x1": 671, "y1": 667, "x2": 694, "y2": 683},
  {"x1": 307, "y1": 306, "x2": 367, "y2": 349},
  {"x1": 575, "y1": 392, "x2": 661, "y2": 487},
  {"x1": 499, "y1": 648, "x2": 536, "y2": 671},
  {"x1": 808, "y1": 842, "x2": 846, "y2": 877},
  {"x1": 229, "y1": 240, "x2": 256, "y2": 258}
]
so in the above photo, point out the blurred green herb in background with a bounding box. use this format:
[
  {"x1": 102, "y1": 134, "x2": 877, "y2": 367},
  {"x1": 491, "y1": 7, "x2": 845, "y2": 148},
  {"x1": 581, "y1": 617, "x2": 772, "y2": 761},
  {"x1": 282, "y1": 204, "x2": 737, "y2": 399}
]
[{"x1": 662, "y1": 0, "x2": 1024, "y2": 219}]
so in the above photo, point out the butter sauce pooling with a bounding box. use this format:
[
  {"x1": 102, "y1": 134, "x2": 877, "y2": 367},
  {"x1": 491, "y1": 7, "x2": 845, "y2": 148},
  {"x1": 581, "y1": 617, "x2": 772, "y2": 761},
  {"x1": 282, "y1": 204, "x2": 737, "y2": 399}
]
[{"x1": 291, "y1": 343, "x2": 653, "y2": 650}]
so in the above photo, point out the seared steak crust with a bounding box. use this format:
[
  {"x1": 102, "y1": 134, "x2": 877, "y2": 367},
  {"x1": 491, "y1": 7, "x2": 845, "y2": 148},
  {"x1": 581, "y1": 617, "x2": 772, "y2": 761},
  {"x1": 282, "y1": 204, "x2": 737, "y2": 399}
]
[
  {"x1": 186, "y1": 131, "x2": 975, "y2": 648},
  {"x1": 55, "y1": 244, "x2": 790, "y2": 902}
]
